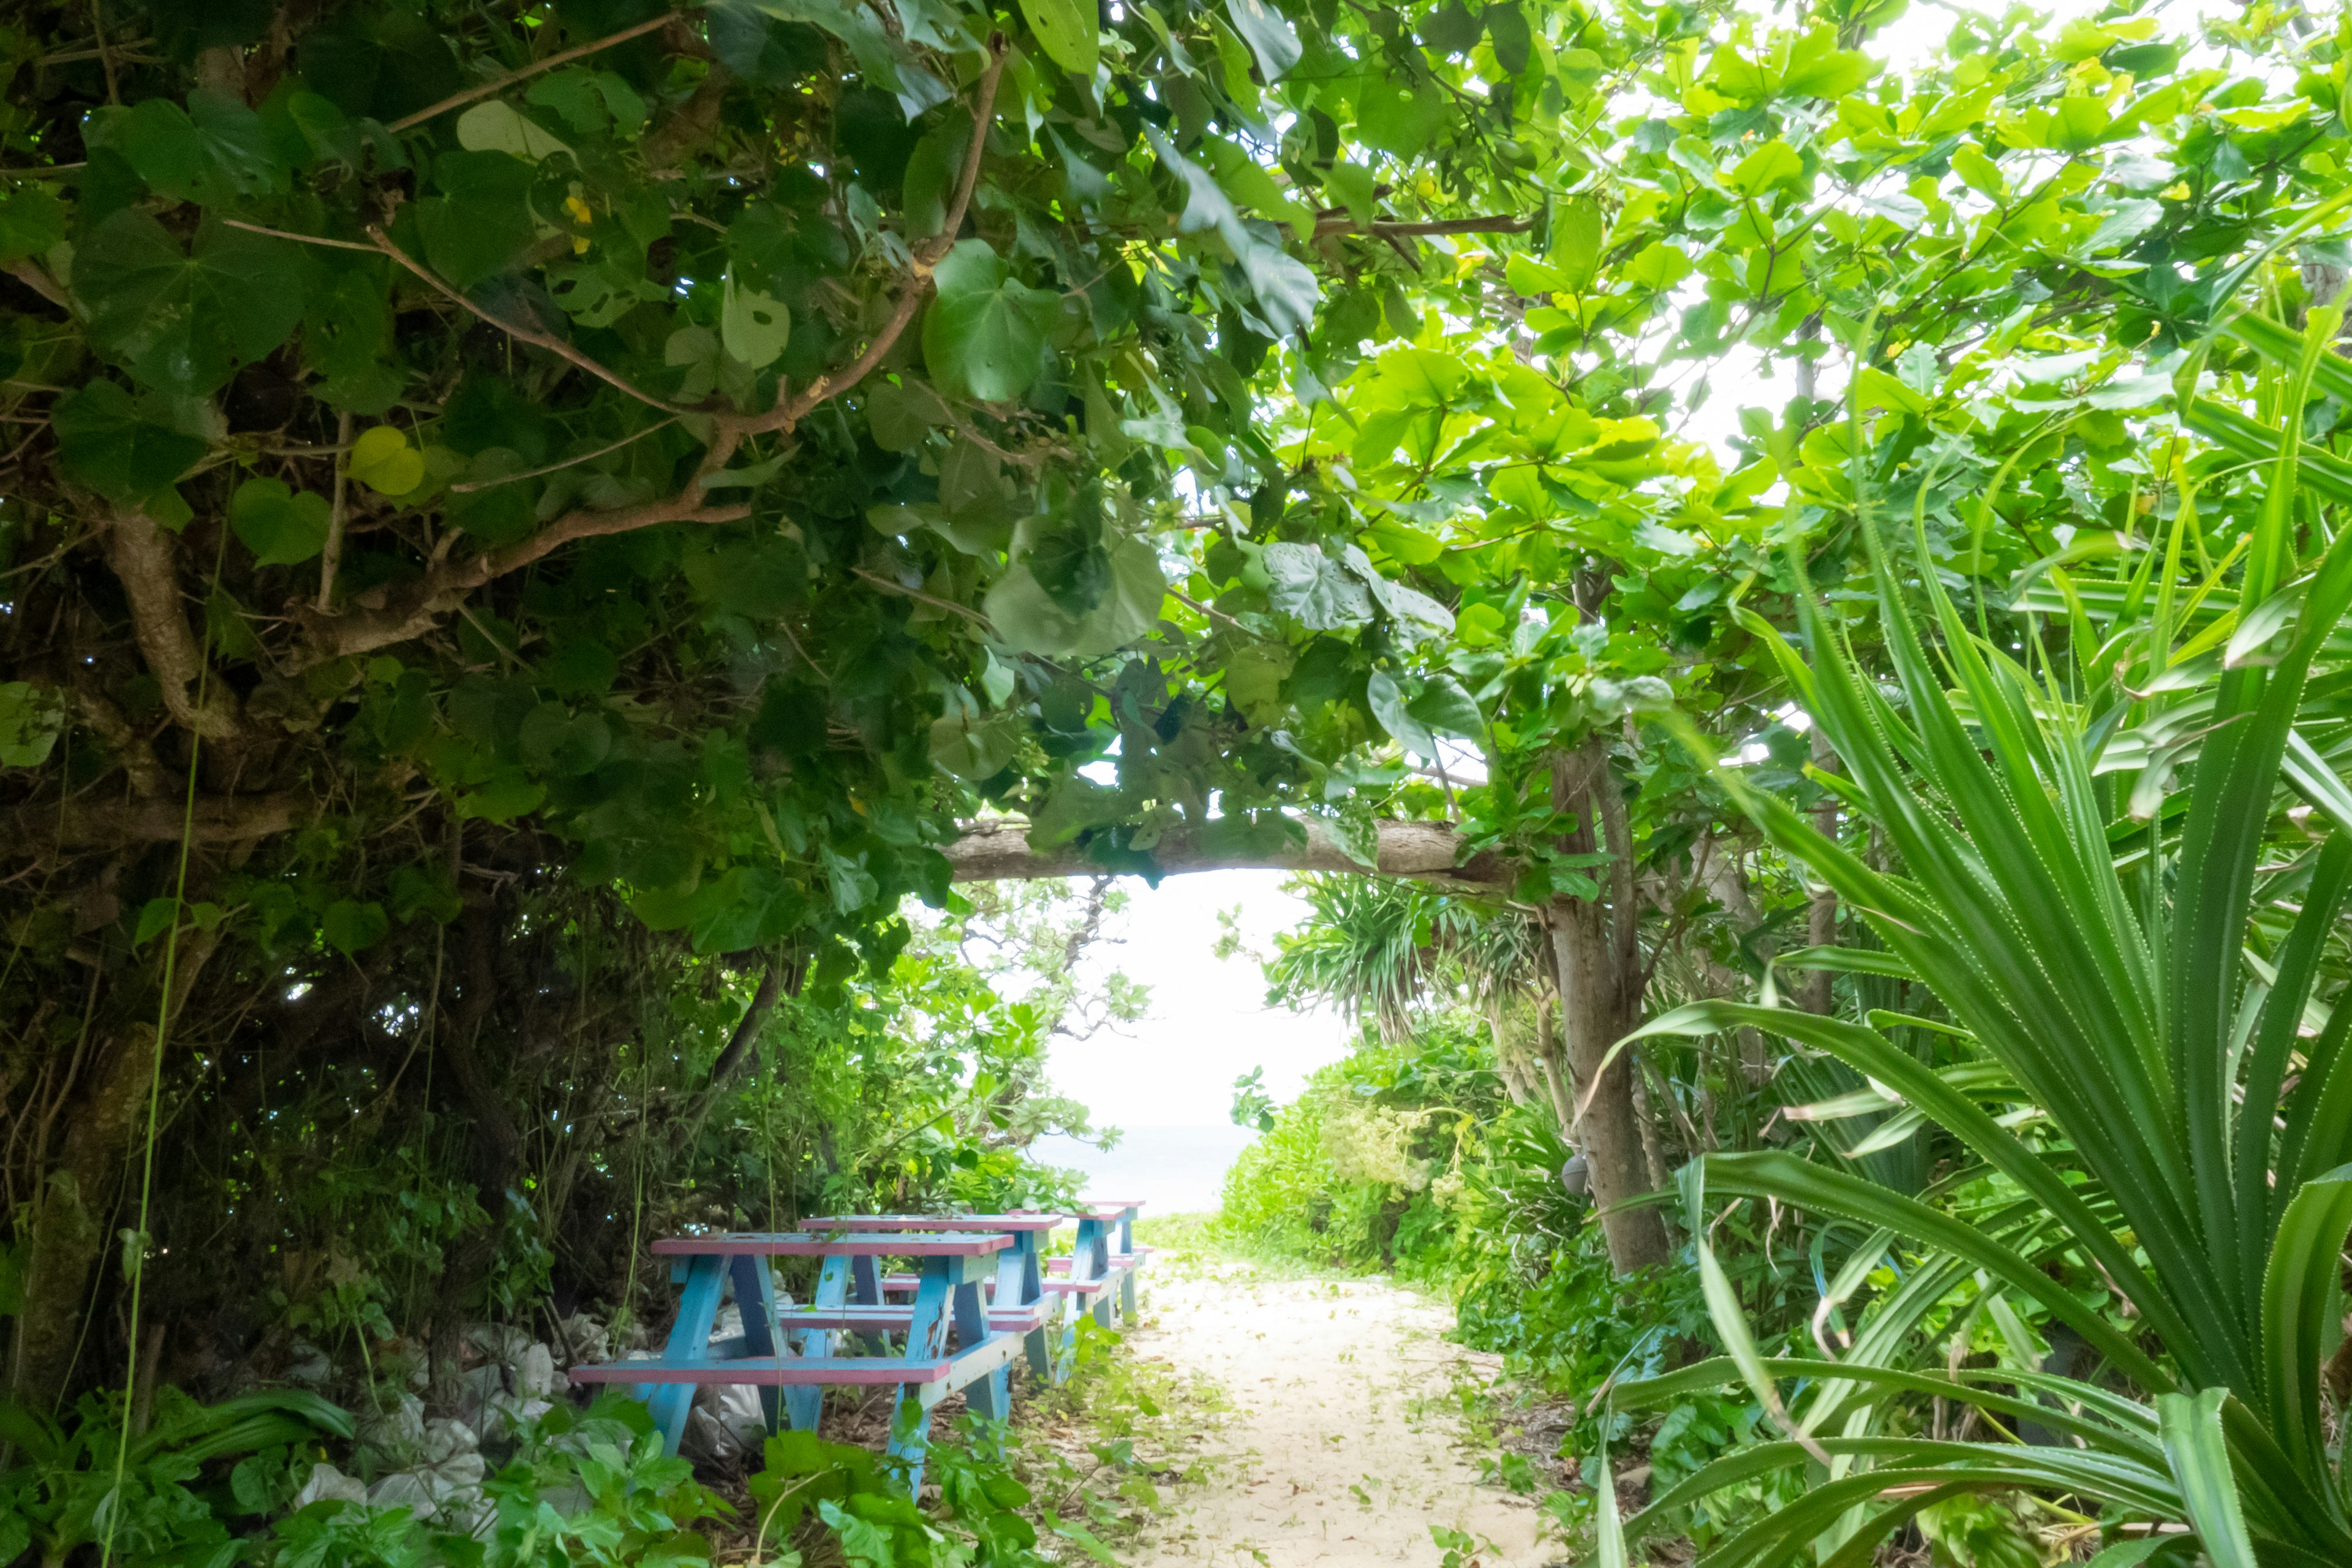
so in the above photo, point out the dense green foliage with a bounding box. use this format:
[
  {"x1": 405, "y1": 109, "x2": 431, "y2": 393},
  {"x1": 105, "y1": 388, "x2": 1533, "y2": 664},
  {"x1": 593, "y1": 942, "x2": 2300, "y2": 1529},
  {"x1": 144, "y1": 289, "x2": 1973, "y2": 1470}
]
[{"x1": 9, "y1": 0, "x2": 2352, "y2": 1556}]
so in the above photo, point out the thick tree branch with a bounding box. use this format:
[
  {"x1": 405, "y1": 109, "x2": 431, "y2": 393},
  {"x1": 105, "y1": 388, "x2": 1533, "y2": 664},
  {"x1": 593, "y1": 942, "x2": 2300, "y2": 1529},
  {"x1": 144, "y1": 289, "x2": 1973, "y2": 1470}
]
[
  {"x1": 296, "y1": 41, "x2": 1009, "y2": 670},
  {"x1": 1311, "y1": 214, "x2": 1536, "y2": 241},
  {"x1": 293, "y1": 488, "x2": 751, "y2": 666},
  {"x1": 7, "y1": 792, "x2": 306, "y2": 851},
  {"x1": 938, "y1": 816, "x2": 1510, "y2": 888},
  {"x1": 100, "y1": 507, "x2": 247, "y2": 742}
]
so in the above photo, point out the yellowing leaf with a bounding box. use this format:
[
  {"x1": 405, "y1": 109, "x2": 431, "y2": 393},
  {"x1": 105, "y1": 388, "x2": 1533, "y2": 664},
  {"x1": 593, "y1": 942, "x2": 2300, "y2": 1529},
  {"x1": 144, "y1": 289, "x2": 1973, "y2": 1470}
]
[
  {"x1": 454, "y1": 100, "x2": 573, "y2": 162},
  {"x1": 349, "y1": 425, "x2": 426, "y2": 497}
]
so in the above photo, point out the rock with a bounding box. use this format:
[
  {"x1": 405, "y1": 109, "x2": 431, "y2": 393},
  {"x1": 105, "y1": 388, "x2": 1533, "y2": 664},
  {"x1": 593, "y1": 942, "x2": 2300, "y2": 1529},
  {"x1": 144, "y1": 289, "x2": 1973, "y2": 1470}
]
[
  {"x1": 680, "y1": 1405, "x2": 748, "y2": 1467},
  {"x1": 365, "y1": 1471, "x2": 439, "y2": 1521},
  {"x1": 426, "y1": 1451, "x2": 487, "y2": 1498},
  {"x1": 679, "y1": 1382, "x2": 766, "y2": 1465},
  {"x1": 421, "y1": 1417, "x2": 478, "y2": 1466},
  {"x1": 515, "y1": 1342, "x2": 556, "y2": 1397},
  {"x1": 357, "y1": 1391, "x2": 426, "y2": 1454},
  {"x1": 284, "y1": 1340, "x2": 333, "y2": 1388},
  {"x1": 479, "y1": 1392, "x2": 553, "y2": 1445},
  {"x1": 468, "y1": 1324, "x2": 533, "y2": 1364},
  {"x1": 557, "y1": 1312, "x2": 611, "y2": 1364},
  {"x1": 293, "y1": 1463, "x2": 369, "y2": 1509}
]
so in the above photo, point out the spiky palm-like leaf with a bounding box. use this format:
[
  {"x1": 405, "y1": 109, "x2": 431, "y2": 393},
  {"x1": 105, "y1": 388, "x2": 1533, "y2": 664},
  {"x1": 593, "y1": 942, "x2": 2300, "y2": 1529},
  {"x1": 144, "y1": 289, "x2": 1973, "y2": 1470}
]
[{"x1": 1613, "y1": 309, "x2": 2352, "y2": 1565}]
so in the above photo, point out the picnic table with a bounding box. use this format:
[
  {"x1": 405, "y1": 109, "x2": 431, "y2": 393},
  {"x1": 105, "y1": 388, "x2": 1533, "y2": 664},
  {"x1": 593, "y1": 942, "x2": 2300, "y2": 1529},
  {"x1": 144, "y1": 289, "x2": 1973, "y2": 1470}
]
[
  {"x1": 568, "y1": 1229, "x2": 1021, "y2": 1482},
  {"x1": 1060, "y1": 1200, "x2": 1147, "y2": 1327},
  {"x1": 569, "y1": 1205, "x2": 1149, "y2": 1482},
  {"x1": 797, "y1": 1213, "x2": 1061, "y2": 1400}
]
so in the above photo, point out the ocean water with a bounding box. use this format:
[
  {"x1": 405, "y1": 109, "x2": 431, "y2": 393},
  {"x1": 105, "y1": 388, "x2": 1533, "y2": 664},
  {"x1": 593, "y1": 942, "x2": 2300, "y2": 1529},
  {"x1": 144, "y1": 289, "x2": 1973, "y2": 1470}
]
[{"x1": 1029, "y1": 1124, "x2": 1258, "y2": 1215}]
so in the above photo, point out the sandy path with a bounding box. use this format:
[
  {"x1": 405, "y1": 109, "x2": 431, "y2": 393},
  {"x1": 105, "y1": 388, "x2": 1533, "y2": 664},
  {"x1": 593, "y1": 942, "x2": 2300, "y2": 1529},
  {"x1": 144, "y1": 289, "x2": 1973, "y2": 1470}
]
[{"x1": 1121, "y1": 1261, "x2": 1548, "y2": 1567}]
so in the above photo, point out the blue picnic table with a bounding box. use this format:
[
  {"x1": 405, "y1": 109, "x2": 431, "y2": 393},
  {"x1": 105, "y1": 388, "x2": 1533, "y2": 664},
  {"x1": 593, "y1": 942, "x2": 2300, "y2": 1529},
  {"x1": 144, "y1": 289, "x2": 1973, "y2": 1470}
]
[{"x1": 570, "y1": 1210, "x2": 1133, "y2": 1484}]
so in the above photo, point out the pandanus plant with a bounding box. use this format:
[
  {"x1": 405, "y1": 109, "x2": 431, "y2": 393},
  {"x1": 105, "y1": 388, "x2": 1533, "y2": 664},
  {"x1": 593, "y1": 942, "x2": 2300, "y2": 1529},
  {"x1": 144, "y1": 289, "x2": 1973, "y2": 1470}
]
[{"x1": 1604, "y1": 306, "x2": 2352, "y2": 1566}]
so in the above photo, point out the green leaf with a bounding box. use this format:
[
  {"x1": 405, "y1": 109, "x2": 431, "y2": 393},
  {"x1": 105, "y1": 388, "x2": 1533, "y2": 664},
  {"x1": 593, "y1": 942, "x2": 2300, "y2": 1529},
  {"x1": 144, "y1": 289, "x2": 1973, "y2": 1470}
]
[
  {"x1": 0, "y1": 682, "x2": 64, "y2": 769},
  {"x1": 2156, "y1": 1389, "x2": 2255, "y2": 1568},
  {"x1": 1486, "y1": 1, "x2": 1531, "y2": 73},
  {"x1": 230, "y1": 478, "x2": 333, "y2": 567},
  {"x1": 321, "y1": 899, "x2": 390, "y2": 957},
  {"x1": 1262, "y1": 543, "x2": 1373, "y2": 629},
  {"x1": 1593, "y1": 1448, "x2": 1627, "y2": 1568},
  {"x1": 2260, "y1": 1167, "x2": 2352, "y2": 1480},
  {"x1": 1223, "y1": 0, "x2": 1301, "y2": 82},
  {"x1": 414, "y1": 151, "x2": 537, "y2": 290},
  {"x1": 1017, "y1": 0, "x2": 1098, "y2": 77},
  {"x1": 1407, "y1": 674, "x2": 1482, "y2": 739},
  {"x1": 83, "y1": 89, "x2": 290, "y2": 206},
  {"x1": 348, "y1": 426, "x2": 426, "y2": 497},
  {"x1": 929, "y1": 709, "x2": 1022, "y2": 780},
  {"x1": 75, "y1": 210, "x2": 306, "y2": 396},
  {"x1": 722, "y1": 271, "x2": 793, "y2": 369},
  {"x1": 0, "y1": 184, "x2": 66, "y2": 265},
  {"x1": 1355, "y1": 78, "x2": 1447, "y2": 157},
  {"x1": 50, "y1": 382, "x2": 206, "y2": 503},
  {"x1": 519, "y1": 702, "x2": 612, "y2": 776},
  {"x1": 1781, "y1": 40, "x2": 1875, "y2": 99},
  {"x1": 133, "y1": 897, "x2": 181, "y2": 947},
  {"x1": 984, "y1": 532, "x2": 1165, "y2": 657},
  {"x1": 922, "y1": 239, "x2": 1050, "y2": 402},
  {"x1": 1366, "y1": 669, "x2": 1434, "y2": 757}
]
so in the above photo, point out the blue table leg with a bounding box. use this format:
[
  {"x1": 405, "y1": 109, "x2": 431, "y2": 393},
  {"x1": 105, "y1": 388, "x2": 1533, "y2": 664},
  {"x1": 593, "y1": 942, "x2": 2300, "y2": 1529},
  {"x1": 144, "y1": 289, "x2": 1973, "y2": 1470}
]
[
  {"x1": 851, "y1": 1254, "x2": 888, "y2": 1352},
  {"x1": 1115, "y1": 1208, "x2": 1138, "y2": 1321},
  {"x1": 729, "y1": 1254, "x2": 783, "y2": 1437},
  {"x1": 786, "y1": 1256, "x2": 850, "y2": 1433},
  {"x1": 887, "y1": 1257, "x2": 952, "y2": 1489},
  {"x1": 953, "y1": 1274, "x2": 1008, "y2": 1423},
  {"x1": 646, "y1": 1255, "x2": 725, "y2": 1456},
  {"x1": 1006, "y1": 1232, "x2": 1054, "y2": 1380},
  {"x1": 1075, "y1": 1217, "x2": 1114, "y2": 1329}
]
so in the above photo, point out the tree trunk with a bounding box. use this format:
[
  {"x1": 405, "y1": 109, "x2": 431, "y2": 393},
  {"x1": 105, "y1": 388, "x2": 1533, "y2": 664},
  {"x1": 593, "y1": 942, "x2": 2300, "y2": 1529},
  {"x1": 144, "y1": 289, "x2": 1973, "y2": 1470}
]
[
  {"x1": 429, "y1": 900, "x2": 524, "y2": 1411},
  {"x1": 10, "y1": 928, "x2": 221, "y2": 1408},
  {"x1": 1547, "y1": 741, "x2": 1673, "y2": 1274}
]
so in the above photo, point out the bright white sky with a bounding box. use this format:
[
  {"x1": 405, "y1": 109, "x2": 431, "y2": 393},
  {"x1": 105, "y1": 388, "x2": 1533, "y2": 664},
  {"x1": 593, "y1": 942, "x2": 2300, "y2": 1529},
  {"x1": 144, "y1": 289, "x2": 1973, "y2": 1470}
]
[{"x1": 1044, "y1": 869, "x2": 1354, "y2": 1128}]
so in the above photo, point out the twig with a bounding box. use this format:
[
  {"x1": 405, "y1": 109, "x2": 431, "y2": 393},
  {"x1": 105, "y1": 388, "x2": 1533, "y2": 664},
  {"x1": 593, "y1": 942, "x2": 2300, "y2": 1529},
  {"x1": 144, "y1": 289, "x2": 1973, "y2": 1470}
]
[
  {"x1": 750, "y1": 35, "x2": 1009, "y2": 436},
  {"x1": 368, "y1": 227, "x2": 685, "y2": 415},
  {"x1": 1169, "y1": 587, "x2": 1275, "y2": 642},
  {"x1": 851, "y1": 567, "x2": 995, "y2": 629},
  {"x1": 220, "y1": 219, "x2": 380, "y2": 254},
  {"x1": 448, "y1": 418, "x2": 678, "y2": 491},
  {"x1": 88, "y1": 0, "x2": 120, "y2": 105},
  {"x1": 319, "y1": 411, "x2": 353, "y2": 612},
  {"x1": 387, "y1": 12, "x2": 680, "y2": 133}
]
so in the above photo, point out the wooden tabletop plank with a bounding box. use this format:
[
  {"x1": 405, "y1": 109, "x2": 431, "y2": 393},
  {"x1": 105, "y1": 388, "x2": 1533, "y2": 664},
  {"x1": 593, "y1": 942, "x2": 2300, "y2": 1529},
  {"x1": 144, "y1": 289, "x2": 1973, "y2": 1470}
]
[
  {"x1": 649, "y1": 1231, "x2": 1012, "y2": 1257},
  {"x1": 571, "y1": 1355, "x2": 954, "y2": 1385},
  {"x1": 801, "y1": 1213, "x2": 1065, "y2": 1232}
]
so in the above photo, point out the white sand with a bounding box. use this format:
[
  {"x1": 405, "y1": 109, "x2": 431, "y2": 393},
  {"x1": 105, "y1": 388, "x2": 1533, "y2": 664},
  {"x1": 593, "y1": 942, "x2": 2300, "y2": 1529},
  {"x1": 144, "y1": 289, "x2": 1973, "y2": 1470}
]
[{"x1": 1121, "y1": 1263, "x2": 1550, "y2": 1567}]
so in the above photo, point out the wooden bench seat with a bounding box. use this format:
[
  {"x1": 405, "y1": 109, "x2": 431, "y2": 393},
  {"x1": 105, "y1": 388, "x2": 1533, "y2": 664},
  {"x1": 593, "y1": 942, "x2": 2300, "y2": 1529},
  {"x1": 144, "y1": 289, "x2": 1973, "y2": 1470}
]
[{"x1": 777, "y1": 1300, "x2": 1051, "y2": 1333}]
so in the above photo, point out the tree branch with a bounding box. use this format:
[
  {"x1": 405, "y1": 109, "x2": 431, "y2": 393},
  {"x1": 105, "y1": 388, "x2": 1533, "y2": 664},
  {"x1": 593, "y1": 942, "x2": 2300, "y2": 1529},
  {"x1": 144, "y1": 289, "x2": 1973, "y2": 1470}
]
[
  {"x1": 100, "y1": 507, "x2": 246, "y2": 742},
  {"x1": 748, "y1": 34, "x2": 1009, "y2": 437},
  {"x1": 938, "y1": 816, "x2": 1511, "y2": 887},
  {"x1": 386, "y1": 11, "x2": 679, "y2": 133},
  {"x1": 7, "y1": 791, "x2": 306, "y2": 851},
  {"x1": 1311, "y1": 214, "x2": 1536, "y2": 241},
  {"x1": 293, "y1": 488, "x2": 751, "y2": 666},
  {"x1": 294, "y1": 40, "x2": 1004, "y2": 666},
  {"x1": 371, "y1": 228, "x2": 685, "y2": 415}
]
